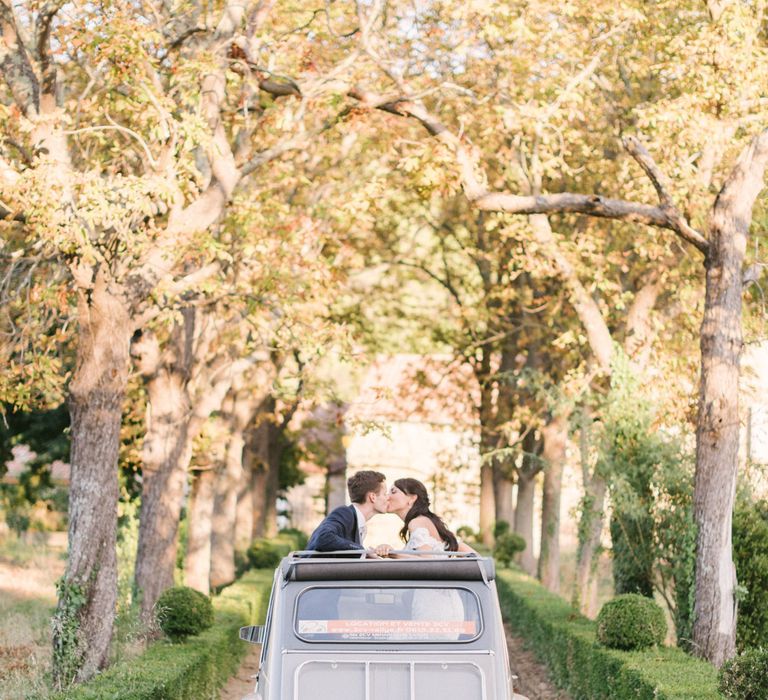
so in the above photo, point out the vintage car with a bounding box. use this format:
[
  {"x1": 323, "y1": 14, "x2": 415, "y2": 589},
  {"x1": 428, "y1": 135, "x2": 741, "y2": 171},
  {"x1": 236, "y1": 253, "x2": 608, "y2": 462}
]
[{"x1": 240, "y1": 551, "x2": 529, "y2": 700}]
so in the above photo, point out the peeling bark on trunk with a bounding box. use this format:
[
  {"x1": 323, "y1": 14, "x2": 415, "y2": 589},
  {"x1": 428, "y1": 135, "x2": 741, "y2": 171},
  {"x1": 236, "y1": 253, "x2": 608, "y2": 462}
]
[
  {"x1": 209, "y1": 463, "x2": 237, "y2": 589},
  {"x1": 538, "y1": 413, "x2": 568, "y2": 593},
  {"x1": 208, "y1": 388, "x2": 259, "y2": 587},
  {"x1": 132, "y1": 309, "x2": 254, "y2": 621},
  {"x1": 55, "y1": 282, "x2": 130, "y2": 684},
  {"x1": 235, "y1": 463, "x2": 254, "y2": 549},
  {"x1": 241, "y1": 383, "x2": 280, "y2": 537},
  {"x1": 243, "y1": 420, "x2": 269, "y2": 539},
  {"x1": 574, "y1": 474, "x2": 607, "y2": 617},
  {"x1": 132, "y1": 356, "x2": 192, "y2": 623},
  {"x1": 625, "y1": 274, "x2": 662, "y2": 371},
  {"x1": 514, "y1": 469, "x2": 537, "y2": 575},
  {"x1": 250, "y1": 464, "x2": 268, "y2": 538},
  {"x1": 692, "y1": 132, "x2": 768, "y2": 665},
  {"x1": 185, "y1": 469, "x2": 215, "y2": 594},
  {"x1": 245, "y1": 396, "x2": 284, "y2": 537}
]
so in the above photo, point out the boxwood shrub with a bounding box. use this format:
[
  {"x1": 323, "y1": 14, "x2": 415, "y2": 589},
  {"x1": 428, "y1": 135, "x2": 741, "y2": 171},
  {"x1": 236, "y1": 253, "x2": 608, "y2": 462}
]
[
  {"x1": 718, "y1": 647, "x2": 768, "y2": 700},
  {"x1": 596, "y1": 593, "x2": 667, "y2": 651},
  {"x1": 497, "y1": 569, "x2": 721, "y2": 700},
  {"x1": 733, "y1": 500, "x2": 768, "y2": 650},
  {"x1": 156, "y1": 586, "x2": 214, "y2": 641},
  {"x1": 494, "y1": 533, "x2": 527, "y2": 569},
  {"x1": 242, "y1": 529, "x2": 308, "y2": 571},
  {"x1": 57, "y1": 569, "x2": 273, "y2": 700}
]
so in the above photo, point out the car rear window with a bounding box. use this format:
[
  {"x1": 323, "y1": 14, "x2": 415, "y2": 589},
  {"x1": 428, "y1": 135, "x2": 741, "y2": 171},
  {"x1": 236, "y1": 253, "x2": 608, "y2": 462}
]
[{"x1": 295, "y1": 586, "x2": 482, "y2": 643}]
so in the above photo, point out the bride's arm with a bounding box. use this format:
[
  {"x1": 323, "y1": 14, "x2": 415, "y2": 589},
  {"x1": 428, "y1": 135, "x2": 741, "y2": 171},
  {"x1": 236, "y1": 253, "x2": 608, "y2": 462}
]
[{"x1": 457, "y1": 540, "x2": 478, "y2": 555}]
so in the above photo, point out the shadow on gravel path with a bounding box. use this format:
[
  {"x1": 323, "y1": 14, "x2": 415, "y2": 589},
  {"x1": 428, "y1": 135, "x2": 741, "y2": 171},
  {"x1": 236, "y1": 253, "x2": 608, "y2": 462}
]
[
  {"x1": 219, "y1": 645, "x2": 260, "y2": 700},
  {"x1": 506, "y1": 625, "x2": 572, "y2": 700}
]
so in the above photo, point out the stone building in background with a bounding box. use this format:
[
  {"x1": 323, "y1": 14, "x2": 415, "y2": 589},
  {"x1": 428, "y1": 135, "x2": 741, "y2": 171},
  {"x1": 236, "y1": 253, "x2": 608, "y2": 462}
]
[{"x1": 284, "y1": 354, "x2": 481, "y2": 547}]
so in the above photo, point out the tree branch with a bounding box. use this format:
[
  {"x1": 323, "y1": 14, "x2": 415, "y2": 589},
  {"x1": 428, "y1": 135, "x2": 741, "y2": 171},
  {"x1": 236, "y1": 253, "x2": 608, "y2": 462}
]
[
  {"x1": 0, "y1": 202, "x2": 25, "y2": 222},
  {"x1": 622, "y1": 135, "x2": 675, "y2": 209},
  {"x1": 63, "y1": 122, "x2": 158, "y2": 170},
  {"x1": 394, "y1": 259, "x2": 464, "y2": 307},
  {"x1": 36, "y1": 0, "x2": 66, "y2": 97},
  {"x1": 712, "y1": 129, "x2": 768, "y2": 234},
  {"x1": 348, "y1": 87, "x2": 711, "y2": 256},
  {"x1": 239, "y1": 133, "x2": 310, "y2": 176}
]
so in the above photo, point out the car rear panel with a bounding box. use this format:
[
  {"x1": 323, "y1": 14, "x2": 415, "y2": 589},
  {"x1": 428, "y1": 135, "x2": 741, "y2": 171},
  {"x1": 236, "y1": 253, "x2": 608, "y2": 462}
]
[{"x1": 283, "y1": 650, "x2": 499, "y2": 700}]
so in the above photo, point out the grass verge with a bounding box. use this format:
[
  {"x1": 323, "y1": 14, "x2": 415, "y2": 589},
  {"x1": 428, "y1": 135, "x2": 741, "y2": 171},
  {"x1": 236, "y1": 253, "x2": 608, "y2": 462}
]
[{"x1": 56, "y1": 568, "x2": 274, "y2": 700}]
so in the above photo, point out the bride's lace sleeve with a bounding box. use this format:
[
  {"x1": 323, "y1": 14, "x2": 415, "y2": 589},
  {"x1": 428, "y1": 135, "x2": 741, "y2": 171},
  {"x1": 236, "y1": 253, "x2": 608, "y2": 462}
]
[{"x1": 407, "y1": 527, "x2": 443, "y2": 551}]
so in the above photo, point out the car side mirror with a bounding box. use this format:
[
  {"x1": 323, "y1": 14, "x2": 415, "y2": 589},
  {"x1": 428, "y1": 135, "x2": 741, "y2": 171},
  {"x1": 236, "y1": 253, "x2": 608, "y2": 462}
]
[{"x1": 240, "y1": 625, "x2": 266, "y2": 644}]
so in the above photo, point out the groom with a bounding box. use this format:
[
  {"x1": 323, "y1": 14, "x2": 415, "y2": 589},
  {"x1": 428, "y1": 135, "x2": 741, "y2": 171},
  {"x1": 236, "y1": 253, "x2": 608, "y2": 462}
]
[{"x1": 307, "y1": 470, "x2": 388, "y2": 553}]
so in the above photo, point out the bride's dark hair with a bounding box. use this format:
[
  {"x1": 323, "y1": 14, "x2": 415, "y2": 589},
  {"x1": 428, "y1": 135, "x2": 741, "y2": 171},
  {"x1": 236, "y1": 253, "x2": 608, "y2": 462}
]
[{"x1": 394, "y1": 478, "x2": 458, "y2": 551}]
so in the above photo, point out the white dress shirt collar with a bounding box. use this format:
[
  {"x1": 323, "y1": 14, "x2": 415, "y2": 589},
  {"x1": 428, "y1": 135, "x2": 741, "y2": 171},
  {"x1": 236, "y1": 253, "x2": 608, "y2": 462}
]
[{"x1": 352, "y1": 504, "x2": 367, "y2": 544}]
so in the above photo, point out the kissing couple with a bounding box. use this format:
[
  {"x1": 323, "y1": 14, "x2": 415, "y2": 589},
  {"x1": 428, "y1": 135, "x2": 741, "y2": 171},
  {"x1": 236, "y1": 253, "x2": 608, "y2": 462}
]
[{"x1": 306, "y1": 470, "x2": 476, "y2": 557}]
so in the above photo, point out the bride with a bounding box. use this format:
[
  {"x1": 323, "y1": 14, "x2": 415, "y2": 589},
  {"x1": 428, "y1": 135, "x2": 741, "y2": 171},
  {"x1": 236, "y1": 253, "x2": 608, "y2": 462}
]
[{"x1": 375, "y1": 478, "x2": 476, "y2": 632}]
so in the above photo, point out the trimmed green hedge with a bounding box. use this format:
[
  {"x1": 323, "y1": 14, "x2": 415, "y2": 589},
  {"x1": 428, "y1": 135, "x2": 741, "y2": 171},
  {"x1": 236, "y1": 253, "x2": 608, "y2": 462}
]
[
  {"x1": 497, "y1": 569, "x2": 722, "y2": 700},
  {"x1": 57, "y1": 569, "x2": 274, "y2": 700}
]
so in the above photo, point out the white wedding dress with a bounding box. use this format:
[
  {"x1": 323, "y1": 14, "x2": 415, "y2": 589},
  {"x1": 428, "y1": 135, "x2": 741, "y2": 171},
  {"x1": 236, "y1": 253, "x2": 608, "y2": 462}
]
[{"x1": 405, "y1": 528, "x2": 465, "y2": 634}]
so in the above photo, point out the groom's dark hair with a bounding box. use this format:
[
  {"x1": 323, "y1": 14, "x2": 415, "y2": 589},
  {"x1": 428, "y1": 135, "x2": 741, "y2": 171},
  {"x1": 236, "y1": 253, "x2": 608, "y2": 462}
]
[{"x1": 348, "y1": 470, "x2": 386, "y2": 504}]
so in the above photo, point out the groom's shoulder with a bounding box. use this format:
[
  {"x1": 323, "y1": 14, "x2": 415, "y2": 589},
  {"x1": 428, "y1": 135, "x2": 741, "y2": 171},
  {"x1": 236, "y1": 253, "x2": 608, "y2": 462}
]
[{"x1": 326, "y1": 504, "x2": 354, "y2": 518}]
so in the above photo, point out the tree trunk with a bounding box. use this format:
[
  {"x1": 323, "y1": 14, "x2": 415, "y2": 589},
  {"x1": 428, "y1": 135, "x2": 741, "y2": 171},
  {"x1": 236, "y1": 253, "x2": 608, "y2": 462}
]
[
  {"x1": 528, "y1": 214, "x2": 614, "y2": 371},
  {"x1": 132, "y1": 351, "x2": 192, "y2": 623},
  {"x1": 264, "y1": 419, "x2": 283, "y2": 538},
  {"x1": 210, "y1": 459, "x2": 235, "y2": 590},
  {"x1": 478, "y1": 462, "x2": 495, "y2": 547},
  {"x1": 244, "y1": 416, "x2": 268, "y2": 538},
  {"x1": 514, "y1": 468, "x2": 538, "y2": 576},
  {"x1": 251, "y1": 464, "x2": 268, "y2": 538},
  {"x1": 326, "y1": 461, "x2": 348, "y2": 513},
  {"x1": 692, "y1": 132, "x2": 768, "y2": 665},
  {"x1": 539, "y1": 413, "x2": 568, "y2": 593},
  {"x1": 208, "y1": 387, "x2": 257, "y2": 587},
  {"x1": 470, "y1": 345, "x2": 496, "y2": 547},
  {"x1": 235, "y1": 463, "x2": 254, "y2": 550},
  {"x1": 494, "y1": 334, "x2": 520, "y2": 529},
  {"x1": 478, "y1": 403, "x2": 497, "y2": 545},
  {"x1": 185, "y1": 469, "x2": 215, "y2": 594},
  {"x1": 54, "y1": 282, "x2": 130, "y2": 685},
  {"x1": 493, "y1": 462, "x2": 515, "y2": 526},
  {"x1": 514, "y1": 430, "x2": 541, "y2": 575},
  {"x1": 574, "y1": 474, "x2": 607, "y2": 617},
  {"x1": 132, "y1": 308, "x2": 252, "y2": 620}
]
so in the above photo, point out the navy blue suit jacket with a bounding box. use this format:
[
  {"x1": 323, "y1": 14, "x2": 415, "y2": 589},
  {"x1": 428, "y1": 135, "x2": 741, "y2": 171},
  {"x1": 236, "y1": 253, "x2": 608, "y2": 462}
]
[{"x1": 307, "y1": 504, "x2": 364, "y2": 552}]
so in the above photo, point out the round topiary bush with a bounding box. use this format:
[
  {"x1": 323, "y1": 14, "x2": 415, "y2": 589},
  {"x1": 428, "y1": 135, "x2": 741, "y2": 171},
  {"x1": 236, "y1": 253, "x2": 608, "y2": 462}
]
[
  {"x1": 493, "y1": 532, "x2": 526, "y2": 568},
  {"x1": 718, "y1": 648, "x2": 768, "y2": 700},
  {"x1": 246, "y1": 539, "x2": 282, "y2": 569},
  {"x1": 596, "y1": 594, "x2": 667, "y2": 651},
  {"x1": 156, "y1": 586, "x2": 214, "y2": 641}
]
